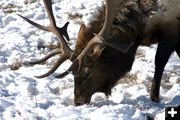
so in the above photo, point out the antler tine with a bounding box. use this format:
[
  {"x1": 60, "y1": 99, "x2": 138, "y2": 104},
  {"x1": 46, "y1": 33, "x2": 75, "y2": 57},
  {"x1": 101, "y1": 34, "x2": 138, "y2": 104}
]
[
  {"x1": 58, "y1": 22, "x2": 70, "y2": 41},
  {"x1": 43, "y1": 0, "x2": 70, "y2": 42},
  {"x1": 35, "y1": 55, "x2": 68, "y2": 78},
  {"x1": 42, "y1": 0, "x2": 72, "y2": 56},
  {"x1": 17, "y1": 14, "x2": 49, "y2": 32},
  {"x1": 28, "y1": 49, "x2": 60, "y2": 65},
  {"x1": 17, "y1": 14, "x2": 70, "y2": 41},
  {"x1": 18, "y1": 0, "x2": 70, "y2": 42},
  {"x1": 54, "y1": 0, "x2": 124, "y2": 77},
  {"x1": 54, "y1": 59, "x2": 79, "y2": 78}
]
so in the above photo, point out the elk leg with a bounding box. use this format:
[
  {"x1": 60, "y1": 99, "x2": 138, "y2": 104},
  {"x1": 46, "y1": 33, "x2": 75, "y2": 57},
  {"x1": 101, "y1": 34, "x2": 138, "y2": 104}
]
[{"x1": 150, "y1": 41, "x2": 174, "y2": 102}]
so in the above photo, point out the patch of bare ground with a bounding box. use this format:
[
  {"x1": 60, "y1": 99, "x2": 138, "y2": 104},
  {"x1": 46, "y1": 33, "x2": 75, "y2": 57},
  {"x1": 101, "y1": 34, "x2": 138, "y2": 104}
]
[
  {"x1": 1, "y1": 4, "x2": 23, "y2": 14},
  {"x1": 135, "y1": 48, "x2": 146, "y2": 60},
  {"x1": 117, "y1": 46, "x2": 179, "y2": 94},
  {"x1": 117, "y1": 73, "x2": 139, "y2": 85},
  {"x1": 10, "y1": 59, "x2": 22, "y2": 70},
  {"x1": 67, "y1": 12, "x2": 84, "y2": 24},
  {"x1": 117, "y1": 48, "x2": 147, "y2": 85}
]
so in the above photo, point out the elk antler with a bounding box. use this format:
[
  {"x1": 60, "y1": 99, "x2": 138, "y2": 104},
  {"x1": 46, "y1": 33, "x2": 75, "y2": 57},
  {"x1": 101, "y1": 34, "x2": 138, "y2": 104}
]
[
  {"x1": 19, "y1": 0, "x2": 72, "y2": 78},
  {"x1": 55, "y1": 0, "x2": 125, "y2": 77}
]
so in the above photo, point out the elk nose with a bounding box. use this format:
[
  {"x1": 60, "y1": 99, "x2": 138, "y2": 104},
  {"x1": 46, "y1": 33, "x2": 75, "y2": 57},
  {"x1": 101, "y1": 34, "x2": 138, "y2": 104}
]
[{"x1": 75, "y1": 102, "x2": 85, "y2": 106}]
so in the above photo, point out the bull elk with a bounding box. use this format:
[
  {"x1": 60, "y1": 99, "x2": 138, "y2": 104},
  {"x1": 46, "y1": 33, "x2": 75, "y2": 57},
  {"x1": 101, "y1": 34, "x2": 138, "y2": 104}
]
[{"x1": 19, "y1": 0, "x2": 180, "y2": 105}]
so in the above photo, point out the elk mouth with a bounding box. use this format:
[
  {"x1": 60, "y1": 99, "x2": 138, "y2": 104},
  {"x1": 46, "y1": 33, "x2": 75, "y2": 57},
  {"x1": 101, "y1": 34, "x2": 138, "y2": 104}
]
[
  {"x1": 75, "y1": 102, "x2": 88, "y2": 106},
  {"x1": 74, "y1": 82, "x2": 93, "y2": 106},
  {"x1": 74, "y1": 96, "x2": 91, "y2": 106}
]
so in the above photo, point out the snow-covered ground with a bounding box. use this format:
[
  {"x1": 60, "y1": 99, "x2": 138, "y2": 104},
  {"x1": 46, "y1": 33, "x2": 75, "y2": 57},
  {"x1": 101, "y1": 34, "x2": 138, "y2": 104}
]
[{"x1": 0, "y1": 0, "x2": 179, "y2": 119}]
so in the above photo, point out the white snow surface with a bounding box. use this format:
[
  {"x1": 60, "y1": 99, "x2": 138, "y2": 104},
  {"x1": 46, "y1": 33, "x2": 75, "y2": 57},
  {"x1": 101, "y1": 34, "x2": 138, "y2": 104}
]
[{"x1": 0, "y1": 0, "x2": 179, "y2": 119}]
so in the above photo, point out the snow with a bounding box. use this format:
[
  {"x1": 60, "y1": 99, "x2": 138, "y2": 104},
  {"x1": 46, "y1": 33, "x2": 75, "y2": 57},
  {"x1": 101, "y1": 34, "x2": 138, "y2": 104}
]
[{"x1": 0, "y1": 0, "x2": 179, "y2": 119}]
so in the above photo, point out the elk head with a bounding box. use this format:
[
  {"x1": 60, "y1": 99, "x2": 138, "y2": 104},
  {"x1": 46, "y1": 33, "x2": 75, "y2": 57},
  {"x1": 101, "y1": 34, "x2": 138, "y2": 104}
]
[{"x1": 19, "y1": 0, "x2": 133, "y2": 105}]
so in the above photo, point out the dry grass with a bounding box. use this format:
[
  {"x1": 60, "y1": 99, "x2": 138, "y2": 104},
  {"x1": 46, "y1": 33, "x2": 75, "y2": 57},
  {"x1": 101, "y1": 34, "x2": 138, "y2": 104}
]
[
  {"x1": 135, "y1": 48, "x2": 147, "y2": 60},
  {"x1": 67, "y1": 12, "x2": 84, "y2": 24},
  {"x1": 2, "y1": 4, "x2": 22, "y2": 14},
  {"x1": 10, "y1": 59, "x2": 22, "y2": 70},
  {"x1": 117, "y1": 73, "x2": 139, "y2": 85},
  {"x1": 46, "y1": 42, "x2": 61, "y2": 50}
]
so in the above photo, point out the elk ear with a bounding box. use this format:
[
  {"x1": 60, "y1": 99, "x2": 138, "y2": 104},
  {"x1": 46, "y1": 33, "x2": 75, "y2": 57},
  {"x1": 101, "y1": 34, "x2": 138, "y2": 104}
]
[
  {"x1": 76, "y1": 24, "x2": 94, "y2": 48},
  {"x1": 77, "y1": 24, "x2": 87, "y2": 39},
  {"x1": 71, "y1": 24, "x2": 94, "y2": 61}
]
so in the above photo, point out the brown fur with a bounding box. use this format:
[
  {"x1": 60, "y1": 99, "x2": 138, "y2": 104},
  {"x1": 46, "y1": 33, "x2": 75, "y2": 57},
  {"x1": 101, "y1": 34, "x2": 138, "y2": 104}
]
[{"x1": 73, "y1": 0, "x2": 180, "y2": 105}]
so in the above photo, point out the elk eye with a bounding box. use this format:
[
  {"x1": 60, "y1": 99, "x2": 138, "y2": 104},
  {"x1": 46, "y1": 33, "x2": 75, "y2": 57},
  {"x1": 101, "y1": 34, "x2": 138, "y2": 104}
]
[
  {"x1": 89, "y1": 49, "x2": 94, "y2": 56},
  {"x1": 88, "y1": 48, "x2": 97, "y2": 57}
]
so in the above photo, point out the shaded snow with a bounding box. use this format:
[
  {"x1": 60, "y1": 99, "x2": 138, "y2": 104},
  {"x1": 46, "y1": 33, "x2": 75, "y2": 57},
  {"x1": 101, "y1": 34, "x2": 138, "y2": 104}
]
[{"x1": 0, "y1": 0, "x2": 179, "y2": 119}]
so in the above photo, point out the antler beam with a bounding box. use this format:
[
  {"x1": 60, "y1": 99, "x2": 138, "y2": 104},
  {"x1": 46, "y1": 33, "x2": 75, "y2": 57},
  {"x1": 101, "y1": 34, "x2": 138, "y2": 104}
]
[{"x1": 55, "y1": 0, "x2": 124, "y2": 77}]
